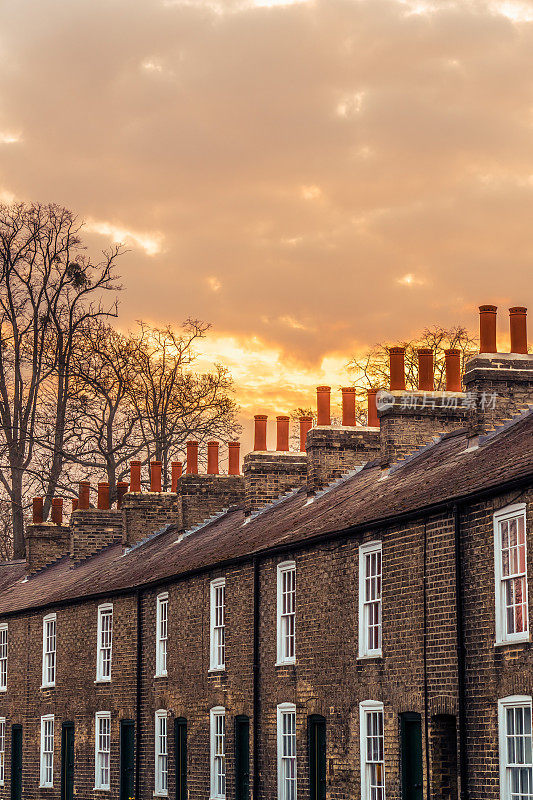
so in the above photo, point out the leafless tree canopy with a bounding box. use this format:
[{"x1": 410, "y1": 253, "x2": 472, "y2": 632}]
[
  {"x1": 0, "y1": 202, "x2": 121, "y2": 557},
  {"x1": 0, "y1": 202, "x2": 241, "y2": 559}
]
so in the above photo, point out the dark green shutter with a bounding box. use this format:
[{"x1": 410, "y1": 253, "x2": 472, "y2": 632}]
[
  {"x1": 61, "y1": 722, "x2": 75, "y2": 800},
  {"x1": 119, "y1": 720, "x2": 135, "y2": 800},
  {"x1": 308, "y1": 715, "x2": 326, "y2": 800},
  {"x1": 174, "y1": 718, "x2": 187, "y2": 800},
  {"x1": 10, "y1": 724, "x2": 22, "y2": 800},
  {"x1": 401, "y1": 713, "x2": 423, "y2": 800}
]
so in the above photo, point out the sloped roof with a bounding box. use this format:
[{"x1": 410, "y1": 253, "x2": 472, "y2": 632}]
[{"x1": 1, "y1": 410, "x2": 533, "y2": 616}]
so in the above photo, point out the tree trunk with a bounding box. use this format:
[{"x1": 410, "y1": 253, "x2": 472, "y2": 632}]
[{"x1": 10, "y1": 469, "x2": 25, "y2": 559}]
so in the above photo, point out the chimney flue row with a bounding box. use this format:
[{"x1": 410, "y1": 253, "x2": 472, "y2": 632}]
[
  {"x1": 388, "y1": 347, "x2": 462, "y2": 393},
  {"x1": 479, "y1": 305, "x2": 528, "y2": 354}
]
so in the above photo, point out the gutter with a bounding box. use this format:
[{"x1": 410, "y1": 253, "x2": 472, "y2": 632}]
[{"x1": 3, "y1": 472, "x2": 533, "y2": 619}]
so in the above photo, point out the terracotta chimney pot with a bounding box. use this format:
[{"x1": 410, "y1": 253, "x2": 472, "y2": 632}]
[
  {"x1": 186, "y1": 441, "x2": 199, "y2": 474},
  {"x1": 367, "y1": 389, "x2": 379, "y2": 427},
  {"x1": 78, "y1": 481, "x2": 90, "y2": 510},
  {"x1": 417, "y1": 348, "x2": 434, "y2": 391},
  {"x1": 389, "y1": 347, "x2": 406, "y2": 391},
  {"x1": 207, "y1": 442, "x2": 220, "y2": 475},
  {"x1": 130, "y1": 461, "x2": 141, "y2": 493},
  {"x1": 276, "y1": 416, "x2": 290, "y2": 451},
  {"x1": 150, "y1": 461, "x2": 162, "y2": 492},
  {"x1": 341, "y1": 387, "x2": 356, "y2": 426},
  {"x1": 445, "y1": 349, "x2": 462, "y2": 392},
  {"x1": 32, "y1": 497, "x2": 44, "y2": 524},
  {"x1": 510, "y1": 307, "x2": 528, "y2": 354},
  {"x1": 51, "y1": 497, "x2": 63, "y2": 526},
  {"x1": 479, "y1": 305, "x2": 497, "y2": 354},
  {"x1": 228, "y1": 442, "x2": 241, "y2": 475},
  {"x1": 171, "y1": 462, "x2": 182, "y2": 492},
  {"x1": 316, "y1": 386, "x2": 331, "y2": 426},
  {"x1": 71, "y1": 498, "x2": 79, "y2": 513},
  {"x1": 97, "y1": 482, "x2": 110, "y2": 510},
  {"x1": 299, "y1": 416, "x2": 313, "y2": 451},
  {"x1": 254, "y1": 415, "x2": 268, "y2": 451}
]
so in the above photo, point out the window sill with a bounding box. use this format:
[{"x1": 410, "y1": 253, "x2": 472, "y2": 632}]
[
  {"x1": 154, "y1": 793, "x2": 168, "y2": 798},
  {"x1": 495, "y1": 636, "x2": 530, "y2": 647},
  {"x1": 275, "y1": 660, "x2": 296, "y2": 668},
  {"x1": 0, "y1": 687, "x2": 7, "y2": 693},
  {"x1": 40, "y1": 684, "x2": 55, "y2": 690},
  {"x1": 358, "y1": 652, "x2": 383, "y2": 660},
  {"x1": 93, "y1": 787, "x2": 111, "y2": 792},
  {"x1": 153, "y1": 673, "x2": 168, "y2": 680},
  {"x1": 94, "y1": 678, "x2": 112, "y2": 685},
  {"x1": 208, "y1": 666, "x2": 226, "y2": 674}
]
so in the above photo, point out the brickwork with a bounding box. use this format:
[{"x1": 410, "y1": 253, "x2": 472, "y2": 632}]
[
  {"x1": 0, "y1": 594, "x2": 137, "y2": 800},
  {"x1": 179, "y1": 474, "x2": 245, "y2": 531},
  {"x1": 464, "y1": 353, "x2": 533, "y2": 433},
  {"x1": 305, "y1": 426, "x2": 380, "y2": 492},
  {"x1": 243, "y1": 452, "x2": 307, "y2": 513},
  {"x1": 24, "y1": 523, "x2": 70, "y2": 574},
  {"x1": 378, "y1": 391, "x2": 469, "y2": 465},
  {"x1": 70, "y1": 509, "x2": 124, "y2": 564},
  {"x1": 121, "y1": 492, "x2": 181, "y2": 546}
]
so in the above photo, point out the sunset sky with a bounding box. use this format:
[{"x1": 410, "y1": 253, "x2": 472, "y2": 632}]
[{"x1": 2, "y1": 0, "x2": 533, "y2": 451}]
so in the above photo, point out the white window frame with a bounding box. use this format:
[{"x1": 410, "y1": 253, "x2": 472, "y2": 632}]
[
  {"x1": 277, "y1": 702, "x2": 297, "y2": 800},
  {"x1": 155, "y1": 593, "x2": 168, "y2": 678},
  {"x1": 94, "y1": 711, "x2": 111, "y2": 791},
  {"x1": 358, "y1": 541, "x2": 383, "y2": 659},
  {"x1": 0, "y1": 717, "x2": 5, "y2": 786},
  {"x1": 210, "y1": 578, "x2": 226, "y2": 672},
  {"x1": 210, "y1": 706, "x2": 226, "y2": 799},
  {"x1": 498, "y1": 695, "x2": 533, "y2": 799},
  {"x1": 155, "y1": 709, "x2": 168, "y2": 796},
  {"x1": 42, "y1": 613, "x2": 57, "y2": 688},
  {"x1": 494, "y1": 503, "x2": 529, "y2": 645},
  {"x1": 96, "y1": 603, "x2": 113, "y2": 682},
  {"x1": 360, "y1": 700, "x2": 385, "y2": 800},
  {"x1": 276, "y1": 561, "x2": 296, "y2": 666},
  {"x1": 40, "y1": 714, "x2": 54, "y2": 788},
  {"x1": 0, "y1": 624, "x2": 7, "y2": 691}
]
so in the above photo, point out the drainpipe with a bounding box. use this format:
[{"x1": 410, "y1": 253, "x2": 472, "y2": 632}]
[
  {"x1": 423, "y1": 520, "x2": 431, "y2": 799},
  {"x1": 454, "y1": 504, "x2": 469, "y2": 799},
  {"x1": 253, "y1": 555, "x2": 260, "y2": 800},
  {"x1": 136, "y1": 588, "x2": 143, "y2": 798}
]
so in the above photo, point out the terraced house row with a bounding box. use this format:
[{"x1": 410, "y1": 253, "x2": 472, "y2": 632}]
[{"x1": 1, "y1": 304, "x2": 533, "y2": 800}]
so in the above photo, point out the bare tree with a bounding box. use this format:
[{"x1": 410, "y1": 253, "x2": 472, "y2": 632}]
[
  {"x1": 0, "y1": 500, "x2": 13, "y2": 561},
  {"x1": 347, "y1": 324, "x2": 478, "y2": 422},
  {"x1": 128, "y1": 321, "x2": 241, "y2": 487},
  {"x1": 0, "y1": 202, "x2": 121, "y2": 556}
]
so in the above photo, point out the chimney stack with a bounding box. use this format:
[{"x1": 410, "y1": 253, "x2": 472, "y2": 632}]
[
  {"x1": 116, "y1": 482, "x2": 129, "y2": 508},
  {"x1": 254, "y1": 415, "x2": 268, "y2": 451},
  {"x1": 445, "y1": 349, "x2": 461, "y2": 392},
  {"x1": 276, "y1": 416, "x2": 290, "y2": 452},
  {"x1": 316, "y1": 386, "x2": 331, "y2": 426},
  {"x1": 97, "y1": 482, "x2": 110, "y2": 510},
  {"x1": 78, "y1": 481, "x2": 90, "y2": 510},
  {"x1": 299, "y1": 416, "x2": 313, "y2": 451},
  {"x1": 479, "y1": 305, "x2": 497, "y2": 354},
  {"x1": 367, "y1": 389, "x2": 379, "y2": 428},
  {"x1": 51, "y1": 498, "x2": 63, "y2": 526},
  {"x1": 171, "y1": 461, "x2": 182, "y2": 491},
  {"x1": 228, "y1": 442, "x2": 240, "y2": 475},
  {"x1": 32, "y1": 497, "x2": 44, "y2": 524},
  {"x1": 510, "y1": 307, "x2": 528, "y2": 354},
  {"x1": 341, "y1": 387, "x2": 356, "y2": 427},
  {"x1": 417, "y1": 349, "x2": 434, "y2": 391},
  {"x1": 207, "y1": 442, "x2": 220, "y2": 475},
  {"x1": 150, "y1": 461, "x2": 162, "y2": 492},
  {"x1": 186, "y1": 441, "x2": 199, "y2": 475},
  {"x1": 389, "y1": 347, "x2": 406, "y2": 391},
  {"x1": 130, "y1": 461, "x2": 141, "y2": 493}
]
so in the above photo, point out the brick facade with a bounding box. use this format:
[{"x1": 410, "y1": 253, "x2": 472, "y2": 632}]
[{"x1": 1, "y1": 349, "x2": 533, "y2": 799}]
